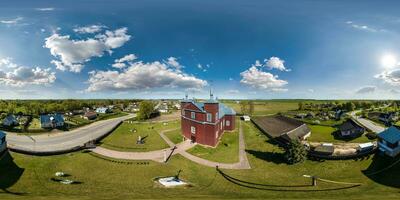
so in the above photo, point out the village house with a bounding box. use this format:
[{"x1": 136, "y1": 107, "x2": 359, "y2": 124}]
[
  {"x1": 83, "y1": 111, "x2": 97, "y2": 120},
  {"x1": 96, "y1": 107, "x2": 112, "y2": 114},
  {"x1": 2, "y1": 114, "x2": 19, "y2": 127},
  {"x1": 378, "y1": 126, "x2": 400, "y2": 157},
  {"x1": 0, "y1": 130, "x2": 6, "y2": 156},
  {"x1": 180, "y1": 94, "x2": 236, "y2": 147},
  {"x1": 338, "y1": 118, "x2": 365, "y2": 138},
  {"x1": 40, "y1": 114, "x2": 65, "y2": 129},
  {"x1": 379, "y1": 112, "x2": 397, "y2": 124}
]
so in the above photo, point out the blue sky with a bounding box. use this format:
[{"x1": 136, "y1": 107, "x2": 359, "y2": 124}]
[{"x1": 1, "y1": 0, "x2": 400, "y2": 99}]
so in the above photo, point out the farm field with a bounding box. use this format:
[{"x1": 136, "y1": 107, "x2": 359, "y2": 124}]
[
  {"x1": 223, "y1": 100, "x2": 299, "y2": 115},
  {"x1": 1, "y1": 117, "x2": 399, "y2": 200}
]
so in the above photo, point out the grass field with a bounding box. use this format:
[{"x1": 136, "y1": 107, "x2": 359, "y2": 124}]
[
  {"x1": 187, "y1": 119, "x2": 240, "y2": 163},
  {"x1": 308, "y1": 125, "x2": 374, "y2": 143},
  {"x1": 99, "y1": 121, "x2": 171, "y2": 152},
  {"x1": 224, "y1": 101, "x2": 298, "y2": 115},
  {"x1": 1, "y1": 119, "x2": 400, "y2": 200},
  {"x1": 164, "y1": 129, "x2": 183, "y2": 144}
]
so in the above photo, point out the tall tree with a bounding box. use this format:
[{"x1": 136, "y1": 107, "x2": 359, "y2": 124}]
[
  {"x1": 284, "y1": 140, "x2": 308, "y2": 164},
  {"x1": 137, "y1": 101, "x2": 156, "y2": 120}
]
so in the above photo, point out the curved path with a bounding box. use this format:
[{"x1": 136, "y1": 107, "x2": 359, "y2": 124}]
[
  {"x1": 91, "y1": 120, "x2": 251, "y2": 169},
  {"x1": 350, "y1": 111, "x2": 385, "y2": 133},
  {"x1": 6, "y1": 114, "x2": 135, "y2": 154}
]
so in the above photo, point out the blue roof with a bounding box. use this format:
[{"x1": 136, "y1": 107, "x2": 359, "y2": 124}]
[
  {"x1": 40, "y1": 114, "x2": 64, "y2": 124},
  {"x1": 218, "y1": 103, "x2": 236, "y2": 118},
  {"x1": 0, "y1": 130, "x2": 5, "y2": 138},
  {"x1": 378, "y1": 126, "x2": 400, "y2": 144}
]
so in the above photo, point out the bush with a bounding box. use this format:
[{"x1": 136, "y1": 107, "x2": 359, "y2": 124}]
[
  {"x1": 365, "y1": 132, "x2": 377, "y2": 140},
  {"x1": 284, "y1": 140, "x2": 308, "y2": 164}
]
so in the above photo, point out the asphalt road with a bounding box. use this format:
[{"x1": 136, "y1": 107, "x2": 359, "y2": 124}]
[
  {"x1": 5, "y1": 114, "x2": 135, "y2": 154},
  {"x1": 350, "y1": 111, "x2": 385, "y2": 133}
]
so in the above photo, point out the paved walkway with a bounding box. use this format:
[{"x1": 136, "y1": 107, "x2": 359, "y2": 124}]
[
  {"x1": 350, "y1": 111, "x2": 385, "y2": 133},
  {"x1": 6, "y1": 114, "x2": 135, "y2": 154},
  {"x1": 92, "y1": 120, "x2": 251, "y2": 169}
]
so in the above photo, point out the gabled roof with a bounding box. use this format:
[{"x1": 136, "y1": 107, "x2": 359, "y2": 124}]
[
  {"x1": 40, "y1": 114, "x2": 64, "y2": 124},
  {"x1": 181, "y1": 99, "x2": 236, "y2": 119},
  {"x1": 339, "y1": 119, "x2": 364, "y2": 131},
  {"x1": 378, "y1": 126, "x2": 400, "y2": 144}
]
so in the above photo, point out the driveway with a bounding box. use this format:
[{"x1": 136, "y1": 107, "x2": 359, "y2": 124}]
[
  {"x1": 6, "y1": 114, "x2": 135, "y2": 154},
  {"x1": 350, "y1": 111, "x2": 385, "y2": 133}
]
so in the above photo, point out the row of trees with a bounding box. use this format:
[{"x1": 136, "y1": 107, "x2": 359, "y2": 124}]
[
  {"x1": 298, "y1": 100, "x2": 389, "y2": 112},
  {"x1": 0, "y1": 99, "x2": 140, "y2": 117}
]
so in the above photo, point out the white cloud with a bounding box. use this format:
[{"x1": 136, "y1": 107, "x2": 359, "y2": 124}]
[
  {"x1": 375, "y1": 69, "x2": 400, "y2": 85},
  {"x1": 0, "y1": 58, "x2": 56, "y2": 87},
  {"x1": 346, "y1": 21, "x2": 383, "y2": 33},
  {"x1": 115, "y1": 54, "x2": 137, "y2": 63},
  {"x1": 389, "y1": 89, "x2": 400, "y2": 94},
  {"x1": 44, "y1": 27, "x2": 131, "y2": 72},
  {"x1": 166, "y1": 57, "x2": 182, "y2": 70},
  {"x1": 96, "y1": 27, "x2": 131, "y2": 49},
  {"x1": 0, "y1": 17, "x2": 23, "y2": 24},
  {"x1": 112, "y1": 54, "x2": 137, "y2": 68},
  {"x1": 73, "y1": 25, "x2": 106, "y2": 34},
  {"x1": 35, "y1": 8, "x2": 55, "y2": 11},
  {"x1": 308, "y1": 89, "x2": 314, "y2": 93},
  {"x1": 356, "y1": 86, "x2": 376, "y2": 94},
  {"x1": 87, "y1": 59, "x2": 207, "y2": 92},
  {"x1": 240, "y1": 66, "x2": 288, "y2": 91},
  {"x1": 264, "y1": 57, "x2": 290, "y2": 71}
]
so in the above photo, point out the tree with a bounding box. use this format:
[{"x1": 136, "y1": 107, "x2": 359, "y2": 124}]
[
  {"x1": 137, "y1": 101, "x2": 156, "y2": 120},
  {"x1": 284, "y1": 140, "x2": 308, "y2": 164},
  {"x1": 240, "y1": 101, "x2": 249, "y2": 115},
  {"x1": 248, "y1": 101, "x2": 254, "y2": 115},
  {"x1": 298, "y1": 102, "x2": 304, "y2": 110}
]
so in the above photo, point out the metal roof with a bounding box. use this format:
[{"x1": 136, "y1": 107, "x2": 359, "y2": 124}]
[
  {"x1": 0, "y1": 130, "x2": 5, "y2": 138},
  {"x1": 40, "y1": 114, "x2": 64, "y2": 124},
  {"x1": 378, "y1": 126, "x2": 400, "y2": 144}
]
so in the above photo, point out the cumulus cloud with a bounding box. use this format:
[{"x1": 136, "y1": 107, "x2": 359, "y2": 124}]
[
  {"x1": 166, "y1": 57, "x2": 182, "y2": 70},
  {"x1": 265, "y1": 57, "x2": 290, "y2": 71},
  {"x1": 375, "y1": 69, "x2": 400, "y2": 85},
  {"x1": 73, "y1": 25, "x2": 106, "y2": 34},
  {"x1": 356, "y1": 86, "x2": 376, "y2": 94},
  {"x1": 240, "y1": 66, "x2": 288, "y2": 91},
  {"x1": 112, "y1": 54, "x2": 137, "y2": 68},
  {"x1": 0, "y1": 58, "x2": 56, "y2": 87},
  {"x1": 86, "y1": 59, "x2": 207, "y2": 92},
  {"x1": 44, "y1": 27, "x2": 131, "y2": 72},
  {"x1": 35, "y1": 8, "x2": 55, "y2": 11},
  {"x1": 0, "y1": 17, "x2": 23, "y2": 24}
]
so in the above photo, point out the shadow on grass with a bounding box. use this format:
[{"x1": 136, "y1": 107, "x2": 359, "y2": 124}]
[
  {"x1": 246, "y1": 150, "x2": 285, "y2": 164},
  {"x1": 0, "y1": 151, "x2": 26, "y2": 195},
  {"x1": 362, "y1": 154, "x2": 400, "y2": 188},
  {"x1": 217, "y1": 168, "x2": 361, "y2": 192}
]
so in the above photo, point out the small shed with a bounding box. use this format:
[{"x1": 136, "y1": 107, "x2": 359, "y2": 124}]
[{"x1": 242, "y1": 115, "x2": 251, "y2": 122}]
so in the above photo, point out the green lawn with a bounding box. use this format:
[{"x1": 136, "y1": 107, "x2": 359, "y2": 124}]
[
  {"x1": 1, "y1": 119, "x2": 400, "y2": 200},
  {"x1": 308, "y1": 125, "x2": 374, "y2": 143},
  {"x1": 164, "y1": 129, "x2": 183, "y2": 144},
  {"x1": 28, "y1": 118, "x2": 42, "y2": 129},
  {"x1": 224, "y1": 101, "x2": 298, "y2": 115},
  {"x1": 99, "y1": 121, "x2": 173, "y2": 152},
  {"x1": 187, "y1": 119, "x2": 240, "y2": 163}
]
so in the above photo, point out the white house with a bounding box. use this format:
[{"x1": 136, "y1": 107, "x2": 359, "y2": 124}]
[{"x1": 96, "y1": 107, "x2": 111, "y2": 114}]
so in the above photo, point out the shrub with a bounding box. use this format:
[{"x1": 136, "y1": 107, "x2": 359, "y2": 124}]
[
  {"x1": 284, "y1": 140, "x2": 308, "y2": 164},
  {"x1": 365, "y1": 132, "x2": 377, "y2": 140}
]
